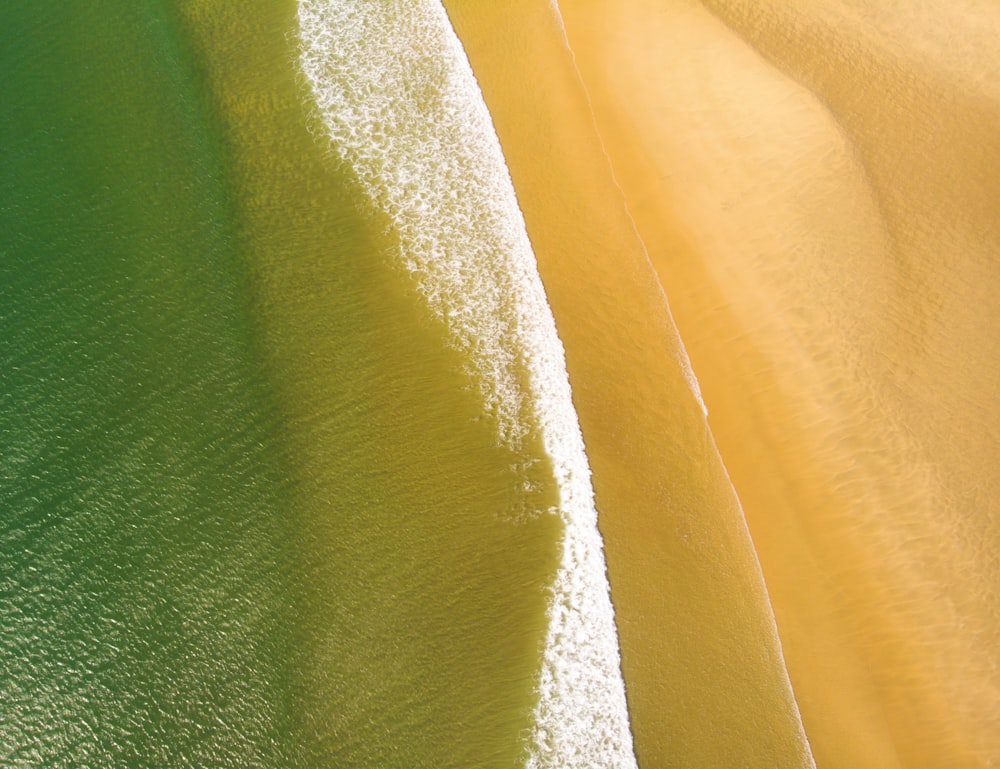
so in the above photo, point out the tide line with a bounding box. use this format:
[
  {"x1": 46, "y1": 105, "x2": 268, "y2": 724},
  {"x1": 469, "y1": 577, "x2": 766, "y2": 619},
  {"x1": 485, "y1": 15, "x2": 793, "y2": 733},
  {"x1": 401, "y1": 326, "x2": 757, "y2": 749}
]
[{"x1": 296, "y1": 1, "x2": 637, "y2": 766}]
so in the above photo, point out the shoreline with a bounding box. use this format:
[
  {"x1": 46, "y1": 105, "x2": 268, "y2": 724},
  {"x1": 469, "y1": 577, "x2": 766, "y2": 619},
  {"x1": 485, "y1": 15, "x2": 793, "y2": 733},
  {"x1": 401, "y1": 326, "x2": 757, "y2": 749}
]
[
  {"x1": 557, "y1": 1, "x2": 1000, "y2": 766},
  {"x1": 443, "y1": 2, "x2": 814, "y2": 767}
]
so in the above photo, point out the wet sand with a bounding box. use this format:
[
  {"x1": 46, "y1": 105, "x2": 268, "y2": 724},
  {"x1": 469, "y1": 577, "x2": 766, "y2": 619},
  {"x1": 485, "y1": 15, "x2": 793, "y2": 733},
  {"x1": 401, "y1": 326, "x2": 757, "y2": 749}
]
[
  {"x1": 557, "y1": 1, "x2": 1000, "y2": 767},
  {"x1": 443, "y1": 2, "x2": 814, "y2": 768}
]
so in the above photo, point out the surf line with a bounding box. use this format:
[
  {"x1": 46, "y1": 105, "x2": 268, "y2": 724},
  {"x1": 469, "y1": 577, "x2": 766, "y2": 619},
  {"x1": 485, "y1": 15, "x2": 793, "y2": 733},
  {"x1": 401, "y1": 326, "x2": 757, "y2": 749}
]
[{"x1": 297, "y1": 1, "x2": 637, "y2": 766}]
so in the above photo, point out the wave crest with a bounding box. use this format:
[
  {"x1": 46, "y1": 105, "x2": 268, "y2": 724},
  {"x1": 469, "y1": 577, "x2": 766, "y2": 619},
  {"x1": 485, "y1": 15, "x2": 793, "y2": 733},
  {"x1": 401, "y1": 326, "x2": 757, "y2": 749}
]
[{"x1": 297, "y1": 2, "x2": 637, "y2": 766}]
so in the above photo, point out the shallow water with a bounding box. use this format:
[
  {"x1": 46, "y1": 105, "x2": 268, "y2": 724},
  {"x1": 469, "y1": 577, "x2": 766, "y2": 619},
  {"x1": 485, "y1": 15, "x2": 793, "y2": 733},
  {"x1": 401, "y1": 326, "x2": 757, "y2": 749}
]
[{"x1": 0, "y1": 1, "x2": 604, "y2": 766}]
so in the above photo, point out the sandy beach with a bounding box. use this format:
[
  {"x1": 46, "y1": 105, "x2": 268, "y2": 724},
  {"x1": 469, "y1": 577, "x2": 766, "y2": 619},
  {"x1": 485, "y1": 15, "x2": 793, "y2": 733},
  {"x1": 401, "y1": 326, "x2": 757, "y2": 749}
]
[
  {"x1": 6, "y1": 0, "x2": 995, "y2": 765},
  {"x1": 554, "y1": 1, "x2": 1000, "y2": 767},
  {"x1": 443, "y1": 2, "x2": 814, "y2": 767}
]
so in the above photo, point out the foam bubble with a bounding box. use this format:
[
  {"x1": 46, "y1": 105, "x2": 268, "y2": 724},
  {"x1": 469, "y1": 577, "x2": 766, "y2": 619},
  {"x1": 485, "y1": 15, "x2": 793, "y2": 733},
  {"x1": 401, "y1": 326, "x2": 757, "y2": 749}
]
[{"x1": 297, "y1": 2, "x2": 637, "y2": 766}]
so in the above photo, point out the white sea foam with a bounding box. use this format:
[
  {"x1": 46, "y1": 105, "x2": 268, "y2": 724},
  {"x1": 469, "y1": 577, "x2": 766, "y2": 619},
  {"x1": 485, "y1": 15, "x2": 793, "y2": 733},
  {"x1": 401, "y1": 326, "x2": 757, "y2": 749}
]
[{"x1": 297, "y1": 2, "x2": 637, "y2": 766}]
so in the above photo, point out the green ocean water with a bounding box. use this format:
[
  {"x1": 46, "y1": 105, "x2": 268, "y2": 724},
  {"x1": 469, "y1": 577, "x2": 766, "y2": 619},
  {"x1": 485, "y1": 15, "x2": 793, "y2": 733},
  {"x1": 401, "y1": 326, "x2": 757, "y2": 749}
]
[{"x1": 1, "y1": 1, "x2": 562, "y2": 767}]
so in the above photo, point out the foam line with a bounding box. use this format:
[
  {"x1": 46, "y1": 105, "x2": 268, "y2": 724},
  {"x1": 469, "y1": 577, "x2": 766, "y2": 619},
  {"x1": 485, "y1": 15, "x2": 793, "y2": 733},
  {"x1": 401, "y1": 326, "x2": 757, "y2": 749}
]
[{"x1": 296, "y1": 2, "x2": 637, "y2": 766}]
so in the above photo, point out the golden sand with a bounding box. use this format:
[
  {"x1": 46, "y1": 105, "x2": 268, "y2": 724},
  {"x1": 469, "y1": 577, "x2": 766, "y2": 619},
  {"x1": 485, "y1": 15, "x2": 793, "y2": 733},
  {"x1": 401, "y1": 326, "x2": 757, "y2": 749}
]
[
  {"x1": 443, "y1": 2, "x2": 814, "y2": 767},
  {"x1": 555, "y1": 1, "x2": 1000, "y2": 767}
]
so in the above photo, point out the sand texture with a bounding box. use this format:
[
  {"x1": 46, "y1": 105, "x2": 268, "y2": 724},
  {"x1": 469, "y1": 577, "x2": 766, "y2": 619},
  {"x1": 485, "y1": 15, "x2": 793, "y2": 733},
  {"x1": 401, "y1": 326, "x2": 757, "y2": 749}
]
[
  {"x1": 556, "y1": 1, "x2": 1000, "y2": 767},
  {"x1": 443, "y1": 2, "x2": 816, "y2": 768}
]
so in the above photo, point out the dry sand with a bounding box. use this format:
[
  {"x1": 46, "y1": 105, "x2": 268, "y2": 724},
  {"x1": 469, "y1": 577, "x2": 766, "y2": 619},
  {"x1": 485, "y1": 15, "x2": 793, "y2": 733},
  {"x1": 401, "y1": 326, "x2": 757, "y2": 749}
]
[
  {"x1": 443, "y1": 2, "x2": 814, "y2": 768},
  {"x1": 557, "y1": 1, "x2": 1000, "y2": 767}
]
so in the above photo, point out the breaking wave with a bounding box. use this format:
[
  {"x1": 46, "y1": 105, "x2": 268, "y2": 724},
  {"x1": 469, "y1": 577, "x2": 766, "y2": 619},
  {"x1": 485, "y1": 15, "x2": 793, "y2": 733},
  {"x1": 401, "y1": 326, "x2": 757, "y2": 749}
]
[{"x1": 297, "y1": 2, "x2": 637, "y2": 766}]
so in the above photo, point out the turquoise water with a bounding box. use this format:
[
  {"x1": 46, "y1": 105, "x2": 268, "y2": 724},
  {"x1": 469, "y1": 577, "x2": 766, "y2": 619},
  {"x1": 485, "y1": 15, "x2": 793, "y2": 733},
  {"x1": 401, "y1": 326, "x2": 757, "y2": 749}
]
[{"x1": 1, "y1": 1, "x2": 573, "y2": 766}]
